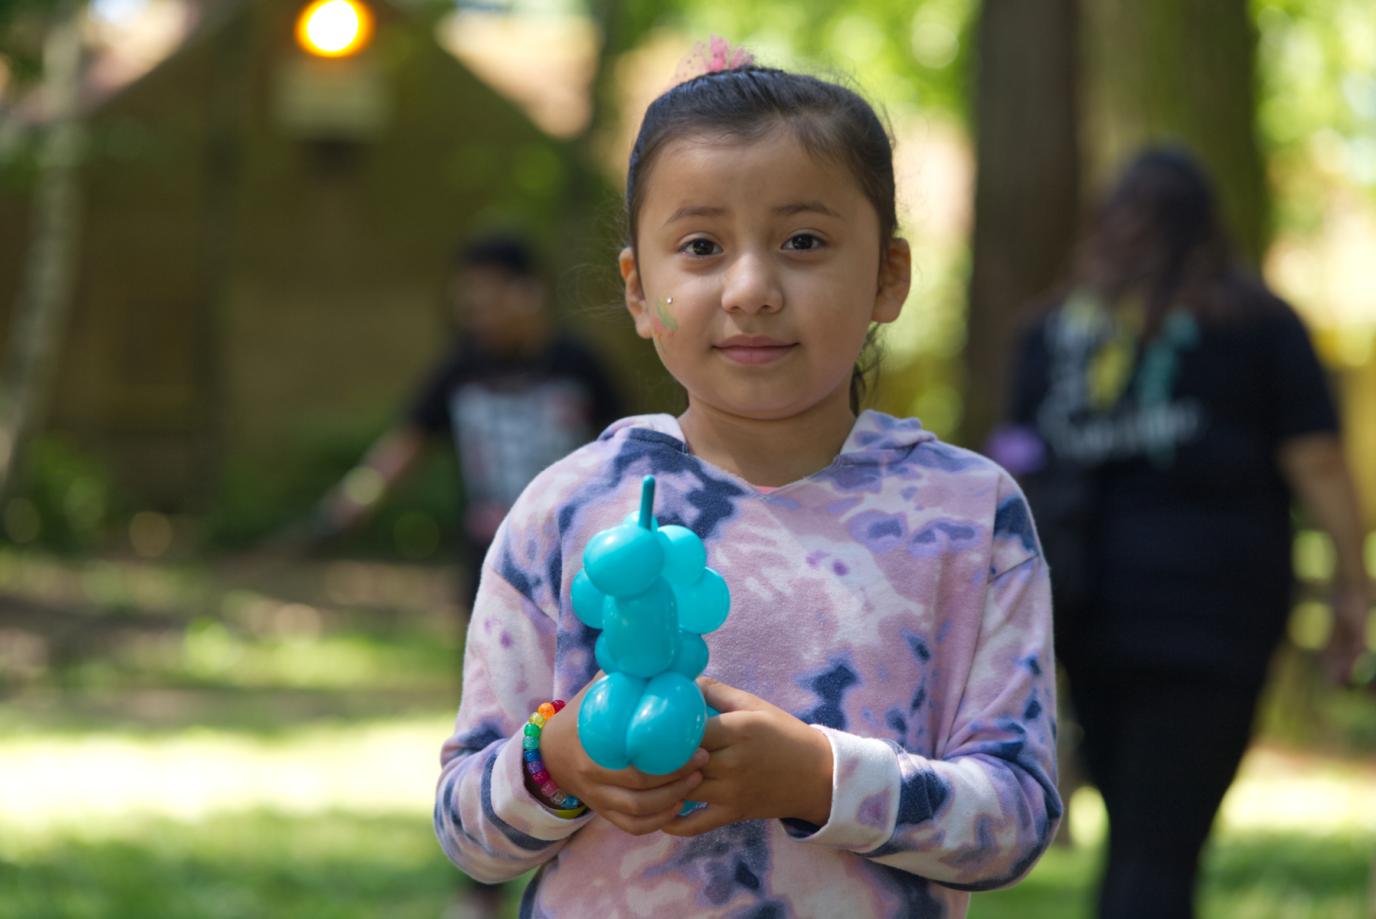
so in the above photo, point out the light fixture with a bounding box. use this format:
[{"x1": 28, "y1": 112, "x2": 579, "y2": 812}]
[{"x1": 295, "y1": 0, "x2": 373, "y2": 59}]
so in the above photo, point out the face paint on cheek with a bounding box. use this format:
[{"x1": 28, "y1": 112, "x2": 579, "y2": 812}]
[{"x1": 649, "y1": 297, "x2": 679, "y2": 338}]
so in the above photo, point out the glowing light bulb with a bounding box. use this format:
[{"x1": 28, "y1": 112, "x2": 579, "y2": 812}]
[{"x1": 296, "y1": 0, "x2": 373, "y2": 59}]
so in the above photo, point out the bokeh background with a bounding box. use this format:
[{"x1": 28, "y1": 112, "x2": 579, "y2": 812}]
[{"x1": 0, "y1": 1, "x2": 1372, "y2": 916}]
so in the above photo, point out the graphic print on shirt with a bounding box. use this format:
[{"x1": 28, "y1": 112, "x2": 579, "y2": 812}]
[
  {"x1": 449, "y1": 377, "x2": 593, "y2": 515},
  {"x1": 1037, "y1": 292, "x2": 1205, "y2": 467}
]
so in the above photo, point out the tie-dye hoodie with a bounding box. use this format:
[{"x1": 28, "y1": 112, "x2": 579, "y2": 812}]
[{"x1": 435, "y1": 411, "x2": 1060, "y2": 918}]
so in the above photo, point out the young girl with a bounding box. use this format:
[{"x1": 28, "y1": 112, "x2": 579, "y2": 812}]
[{"x1": 435, "y1": 55, "x2": 1060, "y2": 918}]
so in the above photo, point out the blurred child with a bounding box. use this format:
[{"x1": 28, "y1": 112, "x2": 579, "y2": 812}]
[{"x1": 309, "y1": 233, "x2": 623, "y2": 596}]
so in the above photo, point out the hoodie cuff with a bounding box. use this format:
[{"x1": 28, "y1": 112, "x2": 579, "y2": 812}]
[
  {"x1": 781, "y1": 725, "x2": 899, "y2": 852},
  {"x1": 490, "y1": 728, "x2": 595, "y2": 841}
]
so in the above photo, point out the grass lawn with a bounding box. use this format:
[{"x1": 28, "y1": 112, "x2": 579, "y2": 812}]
[
  {"x1": 3, "y1": 724, "x2": 1371, "y2": 918},
  {"x1": 1, "y1": 549, "x2": 1373, "y2": 917},
  {"x1": 1, "y1": 811, "x2": 464, "y2": 919},
  {"x1": 972, "y1": 760, "x2": 1376, "y2": 919}
]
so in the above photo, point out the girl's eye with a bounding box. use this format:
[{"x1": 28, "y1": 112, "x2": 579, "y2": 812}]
[
  {"x1": 783, "y1": 233, "x2": 825, "y2": 252},
  {"x1": 681, "y1": 238, "x2": 721, "y2": 257}
]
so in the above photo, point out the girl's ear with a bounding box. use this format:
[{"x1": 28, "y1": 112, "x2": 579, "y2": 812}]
[
  {"x1": 619, "y1": 247, "x2": 655, "y2": 340},
  {"x1": 872, "y1": 237, "x2": 912, "y2": 324}
]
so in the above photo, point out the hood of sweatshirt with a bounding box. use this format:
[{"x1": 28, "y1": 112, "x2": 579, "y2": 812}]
[{"x1": 599, "y1": 410, "x2": 938, "y2": 469}]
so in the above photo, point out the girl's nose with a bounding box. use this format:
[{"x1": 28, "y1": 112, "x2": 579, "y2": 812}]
[{"x1": 720, "y1": 252, "x2": 783, "y2": 315}]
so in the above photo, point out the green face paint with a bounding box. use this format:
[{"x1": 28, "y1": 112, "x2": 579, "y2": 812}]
[{"x1": 650, "y1": 297, "x2": 679, "y2": 336}]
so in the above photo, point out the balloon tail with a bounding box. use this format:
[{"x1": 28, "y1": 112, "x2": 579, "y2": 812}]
[{"x1": 639, "y1": 475, "x2": 656, "y2": 530}]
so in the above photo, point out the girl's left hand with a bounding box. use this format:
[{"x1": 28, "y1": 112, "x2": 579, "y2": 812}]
[{"x1": 662, "y1": 677, "x2": 833, "y2": 837}]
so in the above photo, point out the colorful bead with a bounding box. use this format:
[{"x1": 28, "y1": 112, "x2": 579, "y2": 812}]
[
  {"x1": 519, "y1": 698, "x2": 588, "y2": 820},
  {"x1": 549, "y1": 805, "x2": 586, "y2": 819}
]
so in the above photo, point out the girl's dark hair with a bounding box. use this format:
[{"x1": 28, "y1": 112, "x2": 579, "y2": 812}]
[
  {"x1": 624, "y1": 65, "x2": 899, "y2": 411},
  {"x1": 1077, "y1": 146, "x2": 1241, "y2": 332}
]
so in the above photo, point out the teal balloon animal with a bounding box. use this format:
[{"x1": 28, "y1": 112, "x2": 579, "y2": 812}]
[{"x1": 572, "y1": 476, "x2": 731, "y2": 775}]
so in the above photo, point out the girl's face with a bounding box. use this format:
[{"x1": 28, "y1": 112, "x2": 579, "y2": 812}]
[{"x1": 620, "y1": 131, "x2": 910, "y2": 426}]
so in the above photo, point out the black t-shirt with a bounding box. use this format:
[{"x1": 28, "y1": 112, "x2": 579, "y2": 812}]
[
  {"x1": 408, "y1": 333, "x2": 623, "y2": 552},
  {"x1": 1005, "y1": 285, "x2": 1338, "y2": 677}
]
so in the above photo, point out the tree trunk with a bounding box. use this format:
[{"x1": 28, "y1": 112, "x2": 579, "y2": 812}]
[
  {"x1": 0, "y1": 0, "x2": 85, "y2": 501},
  {"x1": 559, "y1": 0, "x2": 674, "y2": 414},
  {"x1": 1081, "y1": 0, "x2": 1267, "y2": 262},
  {"x1": 193, "y1": 1, "x2": 253, "y2": 512},
  {"x1": 962, "y1": 0, "x2": 1080, "y2": 449}
]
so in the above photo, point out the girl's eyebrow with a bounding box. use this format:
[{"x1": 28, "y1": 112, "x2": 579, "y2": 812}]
[
  {"x1": 664, "y1": 204, "x2": 727, "y2": 226},
  {"x1": 663, "y1": 200, "x2": 841, "y2": 226},
  {"x1": 773, "y1": 200, "x2": 842, "y2": 219}
]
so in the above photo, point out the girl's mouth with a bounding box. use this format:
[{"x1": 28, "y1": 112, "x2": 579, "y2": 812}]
[{"x1": 714, "y1": 336, "x2": 797, "y2": 365}]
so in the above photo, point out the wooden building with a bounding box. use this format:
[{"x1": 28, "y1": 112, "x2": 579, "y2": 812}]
[{"x1": 0, "y1": 0, "x2": 601, "y2": 510}]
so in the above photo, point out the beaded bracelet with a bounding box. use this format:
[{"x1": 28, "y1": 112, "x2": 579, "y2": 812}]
[{"x1": 522, "y1": 699, "x2": 588, "y2": 819}]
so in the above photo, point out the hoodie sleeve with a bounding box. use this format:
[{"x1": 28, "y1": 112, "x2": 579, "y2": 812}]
[
  {"x1": 783, "y1": 485, "x2": 1062, "y2": 889},
  {"x1": 434, "y1": 558, "x2": 593, "y2": 882}
]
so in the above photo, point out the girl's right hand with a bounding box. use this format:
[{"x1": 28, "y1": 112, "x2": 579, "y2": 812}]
[{"x1": 536, "y1": 675, "x2": 707, "y2": 836}]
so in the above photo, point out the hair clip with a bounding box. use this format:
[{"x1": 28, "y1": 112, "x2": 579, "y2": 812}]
[{"x1": 672, "y1": 35, "x2": 755, "y2": 86}]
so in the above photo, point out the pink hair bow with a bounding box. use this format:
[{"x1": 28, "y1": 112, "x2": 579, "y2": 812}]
[{"x1": 673, "y1": 35, "x2": 755, "y2": 85}]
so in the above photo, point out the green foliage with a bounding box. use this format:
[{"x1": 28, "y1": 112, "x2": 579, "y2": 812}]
[
  {"x1": 0, "y1": 130, "x2": 40, "y2": 186},
  {"x1": 0, "y1": 427, "x2": 462, "y2": 562},
  {"x1": 1254, "y1": 0, "x2": 1376, "y2": 230},
  {"x1": 0, "y1": 424, "x2": 459, "y2": 560},
  {"x1": 0, "y1": 0, "x2": 74, "y2": 88},
  {"x1": 0, "y1": 435, "x2": 120, "y2": 553},
  {"x1": 0, "y1": 0, "x2": 43, "y2": 83},
  {"x1": 204, "y1": 420, "x2": 462, "y2": 559},
  {"x1": 648, "y1": 0, "x2": 974, "y2": 118}
]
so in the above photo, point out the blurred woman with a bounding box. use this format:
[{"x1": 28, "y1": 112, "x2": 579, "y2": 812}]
[{"x1": 992, "y1": 146, "x2": 1372, "y2": 919}]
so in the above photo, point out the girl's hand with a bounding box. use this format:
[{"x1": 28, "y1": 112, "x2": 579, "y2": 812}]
[
  {"x1": 537, "y1": 674, "x2": 708, "y2": 836},
  {"x1": 662, "y1": 677, "x2": 834, "y2": 837}
]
